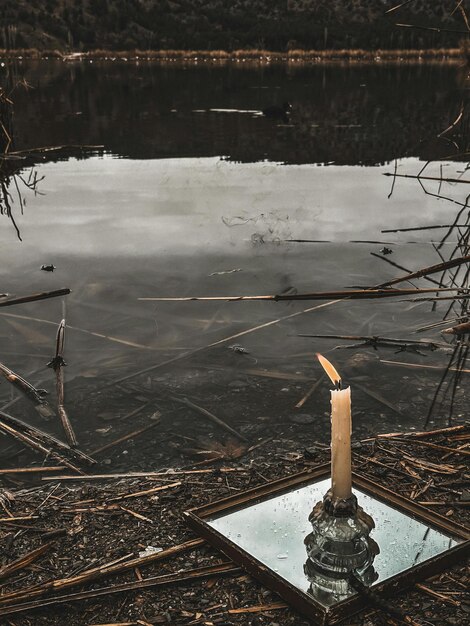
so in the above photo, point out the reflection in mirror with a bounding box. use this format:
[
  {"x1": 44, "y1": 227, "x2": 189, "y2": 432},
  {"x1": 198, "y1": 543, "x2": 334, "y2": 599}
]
[{"x1": 208, "y1": 478, "x2": 460, "y2": 609}]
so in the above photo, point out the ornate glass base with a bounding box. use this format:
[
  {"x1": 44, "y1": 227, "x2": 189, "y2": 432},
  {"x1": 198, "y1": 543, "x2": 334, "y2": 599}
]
[{"x1": 304, "y1": 489, "x2": 379, "y2": 599}]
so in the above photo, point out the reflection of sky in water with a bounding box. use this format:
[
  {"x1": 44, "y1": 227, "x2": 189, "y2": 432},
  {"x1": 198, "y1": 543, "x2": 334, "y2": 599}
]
[
  {"x1": 1, "y1": 154, "x2": 467, "y2": 435},
  {"x1": 208, "y1": 478, "x2": 460, "y2": 607},
  {"x1": 2, "y1": 155, "x2": 466, "y2": 266}
]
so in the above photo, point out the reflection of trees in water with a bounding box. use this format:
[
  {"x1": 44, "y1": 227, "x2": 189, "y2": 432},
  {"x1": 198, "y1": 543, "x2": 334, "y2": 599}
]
[
  {"x1": 11, "y1": 61, "x2": 467, "y2": 165},
  {"x1": 0, "y1": 76, "x2": 44, "y2": 241},
  {"x1": 0, "y1": 163, "x2": 43, "y2": 241}
]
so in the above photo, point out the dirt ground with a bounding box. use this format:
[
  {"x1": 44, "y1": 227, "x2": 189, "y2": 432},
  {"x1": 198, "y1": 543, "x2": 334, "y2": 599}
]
[{"x1": 0, "y1": 420, "x2": 468, "y2": 626}]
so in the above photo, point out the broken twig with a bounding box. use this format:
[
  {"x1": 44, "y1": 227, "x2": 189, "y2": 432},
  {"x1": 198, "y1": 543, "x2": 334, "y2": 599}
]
[
  {"x1": 0, "y1": 539, "x2": 208, "y2": 609},
  {"x1": 0, "y1": 563, "x2": 240, "y2": 617},
  {"x1": 0, "y1": 542, "x2": 54, "y2": 581}
]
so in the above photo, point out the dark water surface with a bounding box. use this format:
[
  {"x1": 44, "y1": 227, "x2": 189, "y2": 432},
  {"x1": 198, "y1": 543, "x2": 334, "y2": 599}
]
[{"x1": 1, "y1": 60, "x2": 468, "y2": 471}]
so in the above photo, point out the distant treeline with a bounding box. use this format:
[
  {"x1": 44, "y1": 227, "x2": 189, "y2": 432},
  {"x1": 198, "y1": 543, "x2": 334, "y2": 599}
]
[{"x1": 0, "y1": 0, "x2": 467, "y2": 53}]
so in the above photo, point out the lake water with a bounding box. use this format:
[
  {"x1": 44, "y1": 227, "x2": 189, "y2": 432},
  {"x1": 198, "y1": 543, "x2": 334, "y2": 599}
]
[{"x1": 0, "y1": 60, "x2": 468, "y2": 470}]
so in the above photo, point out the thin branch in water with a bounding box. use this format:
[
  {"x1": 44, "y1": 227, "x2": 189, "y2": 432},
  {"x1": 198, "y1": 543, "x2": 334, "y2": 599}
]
[
  {"x1": 437, "y1": 193, "x2": 470, "y2": 251},
  {"x1": 370, "y1": 252, "x2": 442, "y2": 287},
  {"x1": 383, "y1": 173, "x2": 470, "y2": 184},
  {"x1": 139, "y1": 287, "x2": 462, "y2": 303},
  {"x1": 298, "y1": 333, "x2": 446, "y2": 352},
  {"x1": 0, "y1": 362, "x2": 48, "y2": 406},
  {"x1": 377, "y1": 254, "x2": 470, "y2": 288},
  {"x1": 448, "y1": 343, "x2": 468, "y2": 424},
  {"x1": 424, "y1": 344, "x2": 459, "y2": 428},
  {"x1": 398, "y1": 294, "x2": 470, "y2": 302},
  {"x1": 170, "y1": 396, "x2": 247, "y2": 442},
  {"x1": 103, "y1": 299, "x2": 341, "y2": 390},
  {"x1": 388, "y1": 158, "x2": 398, "y2": 199},
  {"x1": 414, "y1": 316, "x2": 468, "y2": 333},
  {"x1": 382, "y1": 224, "x2": 469, "y2": 233},
  {"x1": 438, "y1": 163, "x2": 444, "y2": 196},
  {"x1": 47, "y1": 319, "x2": 77, "y2": 447}
]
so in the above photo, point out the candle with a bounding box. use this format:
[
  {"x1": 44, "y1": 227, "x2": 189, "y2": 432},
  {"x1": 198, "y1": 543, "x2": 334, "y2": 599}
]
[{"x1": 317, "y1": 354, "x2": 352, "y2": 500}]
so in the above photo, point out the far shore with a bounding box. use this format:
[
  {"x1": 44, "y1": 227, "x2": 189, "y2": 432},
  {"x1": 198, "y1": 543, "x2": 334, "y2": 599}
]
[{"x1": 0, "y1": 47, "x2": 465, "y2": 65}]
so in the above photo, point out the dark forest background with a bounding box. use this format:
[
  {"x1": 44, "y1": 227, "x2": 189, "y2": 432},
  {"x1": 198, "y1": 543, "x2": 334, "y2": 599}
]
[{"x1": 0, "y1": 1, "x2": 467, "y2": 52}]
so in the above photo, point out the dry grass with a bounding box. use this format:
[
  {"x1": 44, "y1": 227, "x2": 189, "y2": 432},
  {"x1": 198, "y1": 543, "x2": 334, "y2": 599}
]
[{"x1": 0, "y1": 47, "x2": 464, "y2": 64}]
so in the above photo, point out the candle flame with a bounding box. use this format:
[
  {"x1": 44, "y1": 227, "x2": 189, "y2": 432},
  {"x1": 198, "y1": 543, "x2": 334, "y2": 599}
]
[{"x1": 316, "y1": 353, "x2": 342, "y2": 386}]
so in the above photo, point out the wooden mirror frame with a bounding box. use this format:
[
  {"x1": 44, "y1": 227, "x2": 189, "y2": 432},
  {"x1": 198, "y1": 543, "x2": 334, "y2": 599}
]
[{"x1": 185, "y1": 464, "x2": 470, "y2": 625}]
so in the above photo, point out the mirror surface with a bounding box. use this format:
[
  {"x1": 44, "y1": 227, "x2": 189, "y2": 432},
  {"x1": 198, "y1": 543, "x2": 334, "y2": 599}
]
[{"x1": 208, "y1": 478, "x2": 460, "y2": 608}]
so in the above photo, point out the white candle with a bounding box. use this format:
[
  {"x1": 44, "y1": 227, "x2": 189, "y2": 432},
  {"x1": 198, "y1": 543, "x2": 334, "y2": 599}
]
[
  {"x1": 330, "y1": 385, "x2": 352, "y2": 499},
  {"x1": 317, "y1": 354, "x2": 352, "y2": 500}
]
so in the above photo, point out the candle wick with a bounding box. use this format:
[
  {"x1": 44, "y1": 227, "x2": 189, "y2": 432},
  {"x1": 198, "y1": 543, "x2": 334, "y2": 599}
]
[{"x1": 335, "y1": 379, "x2": 342, "y2": 390}]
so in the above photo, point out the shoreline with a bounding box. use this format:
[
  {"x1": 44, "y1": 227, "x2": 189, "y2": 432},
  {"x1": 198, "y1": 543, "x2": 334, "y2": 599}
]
[{"x1": 0, "y1": 47, "x2": 465, "y2": 65}]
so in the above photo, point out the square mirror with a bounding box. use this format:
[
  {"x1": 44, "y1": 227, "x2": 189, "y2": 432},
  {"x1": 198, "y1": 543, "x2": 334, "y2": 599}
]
[{"x1": 185, "y1": 465, "x2": 469, "y2": 624}]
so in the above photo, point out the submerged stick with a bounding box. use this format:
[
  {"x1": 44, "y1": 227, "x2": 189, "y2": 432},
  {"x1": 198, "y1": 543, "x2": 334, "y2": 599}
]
[
  {"x1": 171, "y1": 396, "x2": 248, "y2": 442},
  {"x1": 380, "y1": 359, "x2": 470, "y2": 374},
  {"x1": 0, "y1": 362, "x2": 48, "y2": 405},
  {"x1": 370, "y1": 252, "x2": 442, "y2": 287},
  {"x1": 103, "y1": 299, "x2": 340, "y2": 390},
  {"x1": 0, "y1": 420, "x2": 81, "y2": 473},
  {"x1": 295, "y1": 378, "x2": 322, "y2": 409},
  {"x1": 298, "y1": 334, "x2": 445, "y2": 349},
  {"x1": 378, "y1": 254, "x2": 470, "y2": 288},
  {"x1": 90, "y1": 419, "x2": 161, "y2": 456},
  {"x1": 0, "y1": 410, "x2": 95, "y2": 468},
  {"x1": 139, "y1": 287, "x2": 461, "y2": 303},
  {"x1": 415, "y1": 316, "x2": 467, "y2": 333},
  {"x1": 47, "y1": 320, "x2": 77, "y2": 447},
  {"x1": 399, "y1": 295, "x2": 470, "y2": 302},
  {"x1": 0, "y1": 289, "x2": 71, "y2": 308},
  {"x1": 442, "y1": 321, "x2": 470, "y2": 335},
  {"x1": 354, "y1": 383, "x2": 402, "y2": 415},
  {"x1": 0, "y1": 311, "x2": 156, "y2": 350}
]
